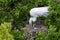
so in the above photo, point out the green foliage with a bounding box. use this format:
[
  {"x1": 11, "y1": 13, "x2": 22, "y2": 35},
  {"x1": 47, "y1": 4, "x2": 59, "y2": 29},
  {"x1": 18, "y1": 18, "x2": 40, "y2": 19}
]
[
  {"x1": 0, "y1": 22, "x2": 14, "y2": 40},
  {"x1": 36, "y1": 0, "x2": 60, "y2": 40},
  {"x1": 36, "y1": 31, "x2": 60, "y2": 40},
  {"x1": 0, "y1": 0, "x2": 49, "y2": 26},
  {"x1": 11, "y1": 29, "x2": 24, "y2": 40},
  {"x1": 36, "y1": 32, "x2": 47, "y2": 40},
  {"x1": 47, "y1": 0, "x2": 60, "y2": 31},
  {"x1": 0, "y1": 0, "x2": 60, "y2": 40}
]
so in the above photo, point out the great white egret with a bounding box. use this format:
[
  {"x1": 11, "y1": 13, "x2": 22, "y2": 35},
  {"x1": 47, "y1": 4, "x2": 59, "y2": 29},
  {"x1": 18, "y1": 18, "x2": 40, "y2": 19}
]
[{"x1": 29, "y1": 6, "x2": 49, "y2": 24}]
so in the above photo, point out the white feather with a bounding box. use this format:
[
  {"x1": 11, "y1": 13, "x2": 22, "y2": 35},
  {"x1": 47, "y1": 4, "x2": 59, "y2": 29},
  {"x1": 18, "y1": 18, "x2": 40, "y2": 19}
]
[
  {"x1": 29, "y1": 6, "x2": 49, "y2": 24},
  {"x1": 29, "y1": 17, "x2": 37, "y2": 24}
]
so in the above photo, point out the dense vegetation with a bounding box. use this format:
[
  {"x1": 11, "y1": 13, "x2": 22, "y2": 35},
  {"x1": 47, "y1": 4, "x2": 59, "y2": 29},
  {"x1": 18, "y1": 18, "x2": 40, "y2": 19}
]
[
  {"x1": 36, "y1": 0, "x2": 60, "y2": 40},
  {"x1": 0, "y1": 22, "x2": 14, "y2": 40},
  {"x1": 0, "y1": 0, "x2": 60, "y2": 40}
]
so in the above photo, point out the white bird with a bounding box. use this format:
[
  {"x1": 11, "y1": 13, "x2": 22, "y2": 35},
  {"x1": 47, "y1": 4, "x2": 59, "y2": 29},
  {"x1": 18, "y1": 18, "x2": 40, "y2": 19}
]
[{"x1": 29, "y1": 6, "x2": 49, "y2": 24}]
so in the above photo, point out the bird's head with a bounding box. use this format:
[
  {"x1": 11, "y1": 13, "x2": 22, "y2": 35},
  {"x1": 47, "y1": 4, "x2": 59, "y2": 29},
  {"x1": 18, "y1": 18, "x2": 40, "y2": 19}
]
[{"x1": 29, "y1": 17, "x2": 37, "y2": 26}]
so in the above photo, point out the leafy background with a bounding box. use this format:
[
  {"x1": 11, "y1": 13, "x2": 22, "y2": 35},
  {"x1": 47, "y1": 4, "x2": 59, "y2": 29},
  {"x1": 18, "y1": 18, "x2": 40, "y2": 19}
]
[{"x1": 0, "y1": 0, "x2": 60, "y2": 40}]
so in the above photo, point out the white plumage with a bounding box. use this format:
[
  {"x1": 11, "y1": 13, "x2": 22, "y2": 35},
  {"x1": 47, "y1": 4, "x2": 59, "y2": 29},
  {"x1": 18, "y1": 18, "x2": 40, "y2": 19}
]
[
  {"x1": 29, "y1": 6, "x2": 49, "y2": 24},
  {"x1": 29, "y1": 17, "x2": 37, "y2": 24}
]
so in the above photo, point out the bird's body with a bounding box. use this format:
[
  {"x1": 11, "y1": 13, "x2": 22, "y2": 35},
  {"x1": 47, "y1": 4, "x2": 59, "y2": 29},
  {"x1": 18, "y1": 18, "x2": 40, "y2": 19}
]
[
  {"x1": 30, "y1": 6, "x2": 49, "y2": 17},
  {"x1": 29, "y1": 6, "x2": 49, "y2": 24}
]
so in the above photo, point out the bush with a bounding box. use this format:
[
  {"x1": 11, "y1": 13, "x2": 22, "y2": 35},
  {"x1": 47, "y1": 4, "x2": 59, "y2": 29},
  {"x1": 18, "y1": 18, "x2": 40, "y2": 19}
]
[
  {"x1": 0, "y1": 22, "x2": 14, "y2": 40},
  {"x1": 36, "y1": 0, "x2": 60, "y2": 40},
  {"x1": 47, "y1": 0, "x2": 60, "y2": 31},
  {"x1": 11, "y1": 28, "x2": 24, "y2": 40},
  {"x1": 36, "y1": 31, "x2": 60, "y2": 40},
  {"x1": 0, "y1": 0, "x2": 49, "y2": 27},
  {"x1": 0, "y1": 0, "x2": 60, "y2": 40},
  {"x1": 36, "y1": 32, "x2": 47, "y2": 40}
]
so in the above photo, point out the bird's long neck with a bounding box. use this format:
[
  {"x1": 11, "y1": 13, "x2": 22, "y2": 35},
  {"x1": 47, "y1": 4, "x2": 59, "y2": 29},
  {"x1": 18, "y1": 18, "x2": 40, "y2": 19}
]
[{"x1": 29, "y1": 17, "x2": 37, "y2": 25}]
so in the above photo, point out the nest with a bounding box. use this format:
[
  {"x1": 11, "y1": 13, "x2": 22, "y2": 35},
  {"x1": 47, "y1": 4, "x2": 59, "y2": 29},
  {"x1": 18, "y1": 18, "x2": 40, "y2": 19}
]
[{"x1": 21, "y1": 20, "x2": 48, "y2": 40}]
